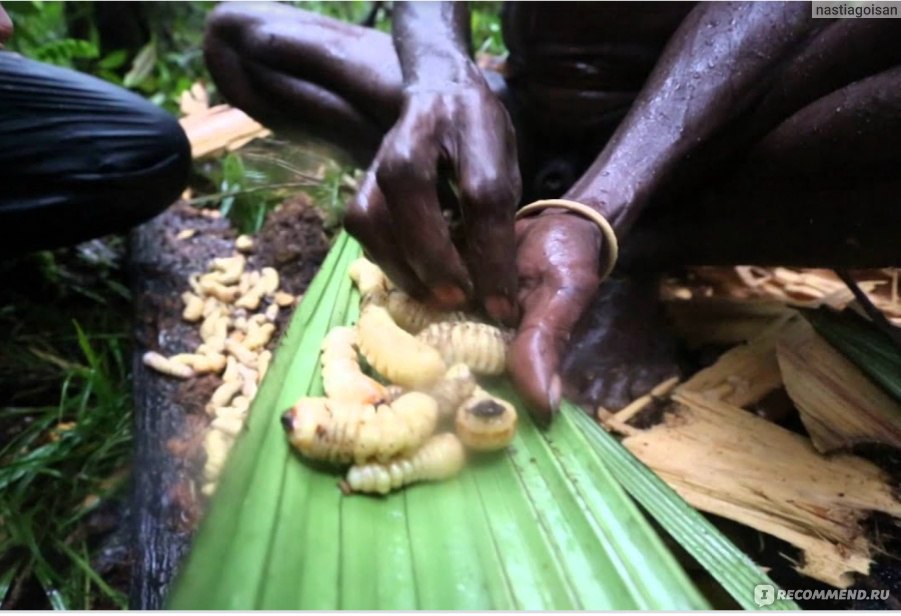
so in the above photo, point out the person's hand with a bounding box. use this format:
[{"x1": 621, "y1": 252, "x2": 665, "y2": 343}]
[
  {"x1": 508, "y1": 210, "x2": 603, "y2": 425},
  {"x1": 344, "y1": 70, "x2": 521, "y2": 324}
]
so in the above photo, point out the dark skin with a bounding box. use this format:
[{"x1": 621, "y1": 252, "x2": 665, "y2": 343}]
[{"x1": 205, "y1": 2, "x2": 901, "y2": 423}]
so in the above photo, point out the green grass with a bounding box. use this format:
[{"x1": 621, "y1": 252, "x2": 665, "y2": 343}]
[{"x1": 0, "y1": 246, "x2": 134, "y2": 610}]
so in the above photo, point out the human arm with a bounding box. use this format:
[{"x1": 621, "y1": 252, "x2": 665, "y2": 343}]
[
  {"x1": 344, "y1": 2, "x2": 521, "y2": 323},
  {"x1": 509, "y1": 2, "x2": 828, "y2": 420}
]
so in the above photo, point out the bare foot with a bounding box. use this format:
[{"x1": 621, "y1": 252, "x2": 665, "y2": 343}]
[{"x1": 560, "y1": 276, "x2": 680, "y2": 411}]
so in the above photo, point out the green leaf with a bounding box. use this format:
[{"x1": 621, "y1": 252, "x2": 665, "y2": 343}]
[
  {"x1": 168, "y1": 234, "x2": 782, "y2": 610},
  {"x1": 123, "y1": 40, "x2": 157, "y2": 88},
  {"x1": 805, "y1": 307, "x2": 901, "y2": 403}
]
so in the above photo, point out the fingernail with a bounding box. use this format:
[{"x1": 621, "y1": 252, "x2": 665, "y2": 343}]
[
  {"x1": 548, "y1": 374, "x2": 562, "y2": 415},
  {"x1": 485, "y1": 294, "x2": 514, "y2": 323},
  {"x1": 432, "y1": 284, "x2": 466, "y2": 306}
]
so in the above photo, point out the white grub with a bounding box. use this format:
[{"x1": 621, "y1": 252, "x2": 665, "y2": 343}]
[
  {"x1": 235, "y1": 234, "x2": 255, "y2": 253},
  {"x1": 222, "y1": 356, "x2": 241, "y2": 383},
  {"x1": 274, "y1": 291, "x2": 296, "y2": 307},
  {"x1": 143, "y1": 351, "x2": 194, "y2": 379},
  {"x1": 238, "y1": 271, "x2": 259, "y2": 297},
  {"x1": 169, "y1": 353, "x2": 226, "y2": 374},
  {"x1": 181, "y1": 292, "x2": 204, "y2": 322},
  {"x1": 201, "y1": 482, "x2": 217, "y2": 497},
  {"x1": 232, "y1": 395, "x2": 251, "y2": 412},
  {"x1": 215, "y1": 406, "x2": 247, "y2": 421},
  {"x1": 201, "y1": 296, "x2": 221, "y2": 318},
  {"x1": 256, "y1": 351, "x2": 272, "y2": 382},
  {"x1": 210, "y1": 379, "x2": 242, "y2": 410},
  {"x1": 232, "y1": 316, "x2": 248, "y2": 333},
  {"x1": 259, "y1": 267, "x2": 280, "y2": 296},
  {"x1": 264, "y1": 303, "x2": 279, "y2": 322},
  {"x1": 245, "y1": 322, "x2": 275, "y2": 351},
  {"x1": 211, "y1": 415, "x2": 244, "y2": 437},
  {"x1": 237, "y1": 364, "x2": 259, "y2": 398},
  {"x1": 176, "y1": 228, "x2": 197, "y2": 240},
  {"x1": 226, "y1": 339, "x2": 258, "y2": 367},
  {"x1": 210, "y1": 254, "x2": 246, "y2": 285},
  {"x1": 199, "y1": 277, "x2": 240, "y2": 303},
  {"x1": 235, "y1": 289, "x2": 262, "y2": 311}
]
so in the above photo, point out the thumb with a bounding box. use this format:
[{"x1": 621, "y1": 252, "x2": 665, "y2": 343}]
[{"x1": 507, "y1": 272, "x2": 598, "y2": 426}]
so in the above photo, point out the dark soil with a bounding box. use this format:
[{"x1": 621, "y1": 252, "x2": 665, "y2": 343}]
[{"x1": 128, "y1": 199, "x2": 329, "y2": 609}]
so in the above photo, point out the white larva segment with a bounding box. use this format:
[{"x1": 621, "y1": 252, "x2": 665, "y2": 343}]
[
  {"x1": 348, "y1": 257, "x2": 389, "y2": 306},
  {"x1": 235, "y1": 234, "x2": 255, "y2": 253},
  {"x1": 182, "y1": 292, "x2": 205, "y2": 322},
  {"x1": 415, "y1": 321, "x2": 509, "y2": 375},
  {"x1": 225, "y1": 339, "x2": 258, "y2": 367},
  {"x1": 425, "y1": 363, "x2": 477, "y2": 420},
  {"x1": 202, "y1": 428, "x2": 234, "y2": 479},
  {"x1": 264, "y1": 303, "x2": 279, "y2": 322},
  {"x1": 211, "y1": 415, "x2": 244, "y2": 437},
  {"x1": 143, "y1": 351, "x2": 194, "y2": 379},
  {"x1": 257, "y1": 351, "x2": 272, "y2": 382},
  {"x1": 284, "y1": 392, "x2": 439, "y2": 465},
  {"x1": 210, "y1": 379, "x2": 242, "y2": 410},
  {"x1": 245, "y1": 321, "x2": 275, "y2": 350},
  {"x1": 199, "y1": 276, "x2": 240, "y2": 303},
  {"x1": 274, "y1": 291, "x2": 296, "y2": 307},
  {"x1": 210, "y1": 254, "x2": 246, "y2": 285},
  {"x1": 346, "y1": 433, "x2": 465, "y2": 495},
  {"x1": 356, "y1": 305, "x2": 446, "y2": 389},
  {"x1": 385, "y1": 289, "x2": 468, "y2": 334},
  {"x1": 320, "y1": 326, "x2": 386, "y2": 404}
]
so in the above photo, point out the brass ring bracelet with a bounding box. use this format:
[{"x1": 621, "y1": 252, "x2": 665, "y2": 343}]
[{"x1": 515, "y1": 199, "x2": 620, "y2": 280}]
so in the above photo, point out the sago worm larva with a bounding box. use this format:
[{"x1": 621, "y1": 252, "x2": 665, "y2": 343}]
[
  {"x1": 235, "y1": 234, "x2": 254, "y2": 253},
  {"x1": 348, "y1": 257, "x2": 389, "y2": 305},
  {"x1": 356, "y1": 305, "x2": 446, "y2": 389},
  {"x1": 455, "y1": 387, "x2": 518, "y2": 451},
  {"x1": 210, "y1": 254, "x2": 246, "y2": 285},
  {"x1": 182, "y1": 292, "x2": 205, "y2": 322},
  {"x1": 416, "y1": 321, "x2": 510, "y2": 375},
  {"x1": 143, "y1": 351, "x2": 194, "y2": 379},
  {"x1": 320, "y1": 326, "x2": 387, "y2": 404},
  {"x1": 345, "y1": 433, "x2": 465, "y2": 495},
  {"x1": 385, "y1": 288, "x2": 467, "y2": 334},
  {"x1": 274, "y1": 291, "x2": 296, "y2": 307},
  {"x1": 425, "y1": 363, "x2": 477, "y2": 420},
  {"x1": 282, "y1": 391, "x2": 438, "y2": 465}
]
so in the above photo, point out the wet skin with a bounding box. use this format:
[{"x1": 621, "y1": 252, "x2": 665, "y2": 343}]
[{"x1": 205, "y1": 2, "x2": 901, "y2": 423}]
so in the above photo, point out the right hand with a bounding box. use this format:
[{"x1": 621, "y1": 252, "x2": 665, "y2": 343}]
[{"x1": 344, "y1": 69, "x2": 521, "y2": 324}]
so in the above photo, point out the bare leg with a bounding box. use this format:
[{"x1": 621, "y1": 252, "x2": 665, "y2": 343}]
[
  {"x1": 624, "y1": 65, "x2": 901, "y2": 270},
  {"x1": 204, "y1": 2, "x2": 404, "y2": 167}
]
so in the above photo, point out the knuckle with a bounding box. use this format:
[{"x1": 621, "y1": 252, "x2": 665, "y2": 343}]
[{"x1": 462, "y1": 172, "x2": 518, "y2": 213}]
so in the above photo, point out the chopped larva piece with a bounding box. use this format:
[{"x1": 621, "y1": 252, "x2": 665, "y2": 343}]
[
  {"x1": 235, "y1": 234, "x2": 254, "y2": 253},
  {"x1": 181, "y1": 292, "x2": 205, "y2": 322},
  {"x1": 143, "y1": 351, "x2": 194, "y2": 379},
  {"x1": 455, "y1": 387, "x2": 518, "y2": 452}
]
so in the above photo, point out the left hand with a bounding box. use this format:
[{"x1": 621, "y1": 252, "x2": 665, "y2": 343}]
[{"x1": 508, "y1": 210, "x2": 604, "y2": 425}]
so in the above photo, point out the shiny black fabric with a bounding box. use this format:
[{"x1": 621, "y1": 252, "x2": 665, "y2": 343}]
[{"x1": 0, "y1": 52, "x2": 190, "y2": 256}]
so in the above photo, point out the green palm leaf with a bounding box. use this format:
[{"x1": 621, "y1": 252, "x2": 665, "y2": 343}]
[{"x1": 168, "y1": 233, "x2": 793, "y2": 610}]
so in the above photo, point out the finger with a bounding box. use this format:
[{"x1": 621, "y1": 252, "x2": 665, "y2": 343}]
[
  {"x1": 376, "y1": 114, "x2": 472, "y2": 308},
  {"x1": 344, "y1": 167, "x2": 430, "y2": 299},
  {"x1": 456, "y1": 104, "x2": 521, "y2": 325},
  {"x1": 508, "y1": 269, "x2": 599, "y2": 425}
]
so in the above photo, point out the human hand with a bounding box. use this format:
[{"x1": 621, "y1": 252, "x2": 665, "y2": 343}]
[
  {"x1": 507, "y1": 210, "x2": 604, "y2": 425},
  {"x1": 344, "y1": 71, "x2": 521, "y2": 324}
]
